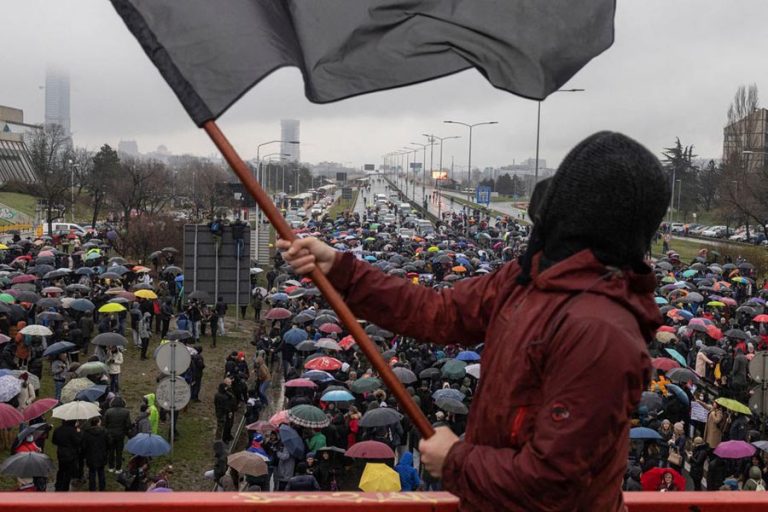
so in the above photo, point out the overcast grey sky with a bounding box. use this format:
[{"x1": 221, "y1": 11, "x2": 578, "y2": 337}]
[{"x1": 2, "y1": 1, "x2": 767, "y2": 170}]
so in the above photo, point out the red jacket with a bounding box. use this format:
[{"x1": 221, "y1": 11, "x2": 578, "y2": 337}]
[{"x1": 327, "y1": 249, "x2": 659, "y2": 511}]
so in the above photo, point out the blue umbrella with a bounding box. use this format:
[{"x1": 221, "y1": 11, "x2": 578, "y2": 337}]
[
  {"x1": 364, "y1": 255, "x2": 377, "y2": 262},
  {"x1": 664, "y1": 348, "x2": 687, "y2": 367},
  {"x1": 298, "y1": 309, "x2": 317, "y2": 319},
  {"x1": 70, "y1": 299, "x2": 95, "y2": 312},
  {"x1": 283, "y1": 328, "x2": 309, "y2": 346},
  {"x1": 677, "y1": 309, "x2": 693, "y2": 320},
  {"x1": 654, "y1": 297, "x2": 668, "y2": 305},
  {"x1": 278, "y1": 424, "x2": 305, "y2": 459},
  {"x1": 432, "y1": 388, "x2": 466, "y2": 402},
  {"x1": 125, "y1": 433, "x2": 171, "y2": 457},
  {"x1": 302, "y1": 370, "x2": 335, "y2": 383},
  {"x1": 665, "y1": 383, "x2": 690, "y2": 406},
  {"x1": 269, "y1": 293, "x2": 289, "y2": 303},
  {"x1": 321, "y1": 389, "x2": 354, "y2": 402},
  {"x1": 174, "y1": 274, "x2": 184, "y2": 282},
  {"x1": 456, "y1": 350, "x2": 481, "y2": 362},
  {"x1": 629, "y1": 427, "x2": 663, "y2": 441},
  {"x1": 75, "y1": 384, "x2": 107, "y2": 403},
  {"x1": 75, "y1": 267, "x2": 94, "y2": 276},
  {"x1": 42, "y1": 341, "x2": 77, "y2": 358}
]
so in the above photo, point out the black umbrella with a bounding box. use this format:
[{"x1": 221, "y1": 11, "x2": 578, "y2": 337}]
[
  {"x1": 188, "y1": 290, "x2": 210, "y2": 301},
  {"x1": 392, "y1": 367, "x2": 417, "y2": 384},
  {"x1": 42, "y1": 341, "x2": 77, "y2": 357},
  {"x1": 100, "y1": 272, "x2": 122, "y2": 281},
  {"x1": 65, "y1": 284, "x2": 91, "y2": 294},
  {"x1": 43, "y1": 269, "x2": 69, "y2": 280},
  {"x1": 665, "y1": 367, "x2": 701, "y2": 385},
  {"x1": 436, "y1": 397, "x2": 469, "y2": 415},
  {"x1": 639, "y1": 391, "x2": 663, "y2": 412},
  {"x1": 91, "y1": 332, "x2": 127, "y2": 347},
  {"x1": 166, "y1": 330, "x2": 193, "y2": 342},
  {"x1": 701, "y1": 346, "x2": 726, "y2": 357},
  {"x1": 75, "y1": 267, "x2": 94, "y2": 276},
  {"x1": 162, "y1": 247, "x2": 179, "y2": 253},
  {"x1": 0, "y1": 452, "x2": 54, "y2": 478},
  {"x1": 725, "y1": 329, "x2": 750, "y2": 341},
  {"x1": 70, "y1": 298, "x2": 95, "y2": 312},
  {"x1": 419, "y1": 368, "x2": 440, "y2": 380},
  {"x1": 37, "y1": 311, "x2": 64, "y2": 323},
  {"x1": 37, "y1": 298, "x2": 61, "y2": 310},
  {"x1": 16, "y1": 291, "x2": 39, "y2": 303},
  {"x1": 359, "y1": 407, "x2": 403, "y2": 428}
]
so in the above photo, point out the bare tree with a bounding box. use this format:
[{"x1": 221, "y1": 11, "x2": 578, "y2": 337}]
[
  {"x1": 87, "y1": 145, "x2": 120, "y2": 229},
  {"x1": 24, "y1": 124, "x2": 73, "y2": 234}
]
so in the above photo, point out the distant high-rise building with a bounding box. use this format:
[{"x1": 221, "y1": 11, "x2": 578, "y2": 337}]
[
  {"x1": 280, "y1": 119, "x2": 300, "y2": 162},
  {"x1": 44, "y1": 68, "x2": 71, "y2": 136},
  {"x1": 118, "y1": 140, "x2": 140, "y2": 157}
]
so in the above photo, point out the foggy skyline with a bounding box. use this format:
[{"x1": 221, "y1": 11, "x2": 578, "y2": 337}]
[{"x1": 2, "y1": 1, "x2": 768, "y2": 169}]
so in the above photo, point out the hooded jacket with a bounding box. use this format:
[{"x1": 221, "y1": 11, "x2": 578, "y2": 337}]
[
  {"x1": 144, "y1": 393, "x2": 159, "y2": 434},
  {"x1": 327, "y1": 248, "x2": 658, "y2": 512},
  {"x1": 395, "y1": 452, "x2": 421, "y2": 491},
  {"x1": 104, "y1": 397, "x2": 132, "y2": 439}
]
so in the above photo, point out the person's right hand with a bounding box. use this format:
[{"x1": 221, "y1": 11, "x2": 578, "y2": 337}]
[{"x1": 276, "y1": 237, "x2": 336, "y2": 275}]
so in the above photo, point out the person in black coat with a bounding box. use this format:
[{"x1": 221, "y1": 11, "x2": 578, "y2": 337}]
[
  {"x1": 82, "y1": 417, "x2": 108, "y2": 491},
  {"x1": 285, "y1": 462, "x2": 320, "y2": 491},
  {"x1": 104, "y1": 396, "x2": 132, "y2": 472},
  {"x1": 214, "y1": 380, "x2": 237, "y2": 443},
  {"x1": 689, "y1": 437, "x2": 709, "y2": 491},
  {"x1": 52, "y1": 420, "x2": 82, "y2": 492}
]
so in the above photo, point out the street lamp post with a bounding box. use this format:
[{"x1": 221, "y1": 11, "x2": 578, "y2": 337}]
[
  {"x1": 533, "y1": 88, "x2": 585, "y2": 187},
  {"x1": 401, "y1": 147, "x2": 418, "y2": 200},
  {"x1": 443, "y1": 120, "x2": 499, "y2": 202},
  {"x1": 67, "y1": 159, "x2": 76, "y2": 222},
  {"x1": 410, "y1": 142, "x2": 429, "y2": 207}
]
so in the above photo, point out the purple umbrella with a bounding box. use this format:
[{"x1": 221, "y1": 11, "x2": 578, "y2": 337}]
[{"x1": 713, "y1": 440, "x2": 756, "y2": 459}]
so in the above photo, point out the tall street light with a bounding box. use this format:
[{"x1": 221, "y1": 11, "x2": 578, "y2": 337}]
[
  {"x1": 422, "y1": 134, "x2": 437, "y2": 187},
  {"x1": 402, "y1": 147, "x2": 418, "y2": 200},
  {"x1": 429, "y1": 135, "x2": 460, "y2": 218},
  {"x1": 410, "y1": 142, "x2": 429, "y2": 207},
  {"x1": 443, "y1": 120, "x2": 499, "y2": 200},
  {"x1": 534, "y1": 88, "x2": 585, "y2": 187}
]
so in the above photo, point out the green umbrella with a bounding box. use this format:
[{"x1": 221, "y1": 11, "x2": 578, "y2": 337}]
[
  {"x1": 76, "y1": 361, "x2": 109, "y2": 377},
  {"x1": 0, "y1": 293, "x2": 14, "y2": 304},
  {"x1": 682, "y1": 269, "x2": 697, "y2": 278},
  {"x1": 663, "y1": 348, "x2": 687, "y2": 367},
  {"x1": 715, "y1": 397, "x2": 752, "y2": 416},
  {"x1": 661, "y1": 276, "x2": 676, "y2": 284},
  {"x1": 60, "y1": 378, "x2": 95, "y2": 404},
  {"x1": 350, "y1": 377, "x2": 382, "y2": 394},
  {"x1": 441, "y1": 359, "x2": 467, "y2": 380},
  {"x1": 288, "y1": 404, "x2": 330, "y2": 429}
]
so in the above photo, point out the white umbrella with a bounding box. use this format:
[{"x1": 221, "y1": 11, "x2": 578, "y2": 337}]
[
  {"x1": 52, "y1": 400, "x2": 100, "y2": 421},
  {"x1": 465, "y1": 363, "x2": 480, "y2": 379},
  {"x1": 19, "y1": 325, "x2": 53, "y2": 337},
  {"x1": 316, "y1": 338, "x2": 341, "y2": 351}
]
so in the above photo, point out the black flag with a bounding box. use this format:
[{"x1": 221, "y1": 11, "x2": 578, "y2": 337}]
[{"x1": 112, "y1": 0, "x2": 615, "y2": 126}]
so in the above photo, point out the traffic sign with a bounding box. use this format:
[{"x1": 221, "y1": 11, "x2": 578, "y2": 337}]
[
  {"x1": 155, "y1": 341, "x2": 191, "y2": 376},
  {"x1": 476, "y1": 186, "x2": 491, "y2": 206},
  {"x1": 749, "y1": 351, "x2": 768, "y2": 382},
  {"x1": 156, "y1": 376, "x2": 191, "y2": 411}
]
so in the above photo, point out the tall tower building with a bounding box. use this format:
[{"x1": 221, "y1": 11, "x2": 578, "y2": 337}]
[
  {"x1": 280, "y1": 119, "x2": 300, "y2": 162},
  {"x1": 44, "y1": 68, "x2": 71, "y2": 136}
]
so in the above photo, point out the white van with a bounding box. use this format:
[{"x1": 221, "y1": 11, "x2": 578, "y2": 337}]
[{"x1": 43, "y1": 222, "x2": 87, "y2": 237}]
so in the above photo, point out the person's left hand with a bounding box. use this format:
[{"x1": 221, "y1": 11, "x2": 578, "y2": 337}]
[{"x1": 419, "y1": 426, "x2": 459, "y2": 478}]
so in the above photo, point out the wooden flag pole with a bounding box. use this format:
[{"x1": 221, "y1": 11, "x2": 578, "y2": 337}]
[{"x1": 203, "y1": 121, "x2": 435, "y2": 439}]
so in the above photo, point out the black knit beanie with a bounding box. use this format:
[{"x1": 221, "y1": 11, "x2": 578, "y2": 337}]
[{"x1": 518, "y1": 131, "x2": 670, "y2": 284}]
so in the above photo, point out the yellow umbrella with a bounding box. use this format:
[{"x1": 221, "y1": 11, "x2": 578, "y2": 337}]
[
  {"x1": 0, "y1": 243, "x2": 8, "y2": 250},
  {"x1": 98, "y1": 303, "x2": 126, "y2": 314},
  {"x1": 358, "y1": 463, "x2": 401, "y2": 492},
  {"x1": 427, "y1": 246, "x2": 439, "y2": 253},
  {"x1": 707, "y1": 301, "x2": 726, "y2": 308},
  {"x1": 135, "y1": 289, "x2": 158, "y2": 300}
]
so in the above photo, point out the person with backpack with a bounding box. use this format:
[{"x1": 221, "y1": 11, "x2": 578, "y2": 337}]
[
  {"x1": 82, "y1": 417, "x2": 108, "y2": 492},
  {"x1": 104, "y1": 396, "x2": 132, "y2": 474},
  {"x1": 744, "y1": 466, "x2": 767, "y2": 491},
  {"x1": 209, "y1": 217, "x2": 224, "y2": 256},
  {"x1": 231, "y1": 217, "x2": 246, "y2": 260}
]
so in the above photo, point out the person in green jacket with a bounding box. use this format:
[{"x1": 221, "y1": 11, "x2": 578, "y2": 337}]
[
  {"x1": 143, "y1": 393, "x2": 159, "y2": 434},
  {"x1": 307, "y1": 430, "x2": 327, "y2": 452}
]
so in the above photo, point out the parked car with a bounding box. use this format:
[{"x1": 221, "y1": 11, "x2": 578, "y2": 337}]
[
  {"x1": 701, "y1": 225, "x2": 728, "y2": 238},
  {"x1": 42, "y1": 222, "x2": 87, "y2": 237},
  {"x1": 670, "y1": 223, "x2": 685, "y2": 234}
]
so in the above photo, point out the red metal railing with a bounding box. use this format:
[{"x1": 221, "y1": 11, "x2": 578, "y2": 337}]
[{"x1": 0, "y1": 492, "x2": 765, "y2": 511}]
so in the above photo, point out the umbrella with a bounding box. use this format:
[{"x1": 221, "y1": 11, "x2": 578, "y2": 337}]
[
  {"x1": 285, "y1": 378, "x2": 317, "y2": 389},
  {"x1": 125, "y1": 433, "x2": 171, "y2": 457},
  {"x1": 75, "y1": 384, "x2": 108, "y2": 403},
  {"x1": 665, "y1": 367, "x2": 701, "y2": 385},
  {"x1": 359, "y1": 463, "x2": 401, "y2": 492},
  {"x1": 753, "y1": 440, "x2": 768, "y2": 453},
  {"x1": 651, "y1": 358, "x2": 680, "y2": 372},
  {"x1": 304, "y1": 356, "x2": 342, "y2": 372},
  {"x1": 432, "y1": 388, "x2": 466, "y2": 402},
  {"x1": 725, "y1": 328, "x2": 750, "y2": 340},
  {"x1": 321, "y1": 389, "x2": 354, "y2": 402},
  {"x1": 246, "y1": 420, "x2": 277, "y2": 434},
  {"x1": 22, "y1": 398, "x2": 58, "y2": 422},
  {"x1": 640, "y1": 467, "x2": 685, "y2": 492},
  {"x1": 465, "y1": 363, "x2": 480, "y2": 379},
  {"x1": 70, "y1": 298, "x2": 96, "y2": 312},
  {"x1": 294, "y1": 340, "x2": 316, "y2": 352},
  {"x1": 76, "y1": 362, "x2": 109, "y2": 377},
  {"x1": 350, "y1": 377, "x2": 382, "y2": 394},
  {"x1": 0, "y1": 403, "x2": 24, "y2": 429},
  {"x1": 701, "y1": 346, "x2": 726, "y2": 357},
  {"x1": 716, "y1": 397, "x2": 752, "y2": 416},
  {"x1": 162, "y1": 266, "x2": 183, "y2": 275},
  {"x1": 60, "y1": 378, "x2": 96, "y2": 404},
  {"x1": 436, "y1": 397, "x2": 469, "y2": 415},
  {"x1": 360, "y1": 407, "x2": 403, "y2": 428},
  {"x1": 714, "y1": 440, "x2": 757, "y2": 459},
  {"x1": 288, "y1": 404, "x2": 330, "y2": 429},
  {"x1": 265, "y1": 307, "x2": 292, "y2": 320},
  {"x1": 665, "y1": 384, "x2": 689, "y2": 406},
  {"x1": 318, "y1": 323, "x2": 343, "y2": 334},
  {"x1": 269, "y1": 410, "x2": 290, "y2": 427},
  {"x1": 0, "y1": 452, "x2": 54, "y2": 478},
  {"x1": 316, "y1": 338, "x2": 341, "y2": 351},
  {"x1": 301, "y1": 370, "x2": 334, "y2": 383},
  {"x1": 419, "y1": 367, "x2": 441, "y2": 380},
  {"x1": 456, "y1": 350, "x2": 481, "y2": 362},
  {"x1": 345, "y1": 440, "x2": 395, "y2": 460},
  {"x1": 629, "y1": 427, "x2": 663, "y2": 440},
  {"x1": 36, "y1": 311, "x2": 64, "y2": 323},
  {"x1": 227, "y1": 451, "x2": 268, "y2": 477},
  {"x1": 278, "y1": 424, "x2": 305, "y2": 459},
  {"x1": 639, "y1": 391, "x2": 663, "y2": 412},
  {"x1": 91, "y1": 332, "x2": 127, "y2": 347},
  {"x1": 0, "y1": 375, "x2": 22, "y2": 403},
  {"x1": 52, "y1": 400, "x2": 101, "y2": 420},
  {"x1": 663, "y1": 348, "x2": 687, "y2": 367},
  {"x1": 654, "y1": 331, "x2": 677, "y2": 344},
  {"x1": 188, "y1": 290, "x2": 210, "y2": 301},
  {"x1": 441, "y1": 359, "x2": 467, "y2": 380},
  {"x1": 42, "y1": 341, "x2": 77, "y2": 358},
  {"x1": 283, "y1": 327, "x2": 309, "y2": 346},
  {"x1": 19, "y1": 325, "x2": 52, "y2": 336},
  {"x1": 392, "y1": 367, "x2": 417, "y2": 384},
  {"x1": 135, "y1": 289, "x2": 158, "y2": 300},
  {"x1": 98, "y1": 303, "x2": 126, "y2": 313}
]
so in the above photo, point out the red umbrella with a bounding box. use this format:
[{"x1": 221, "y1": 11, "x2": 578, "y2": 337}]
[
  {"x1": 319, "y1": 323, "x2": 343, "y2": 334},
  {"x1": 269, "y1": 410, "x2": 290, "y2": 427},
  {"x1": 0, "y1": 403, "x2": 24, "y2": 429},
  {"x1": 657, "y1": 326, "x2": 676, "y2": 333},
  {"x1": 22, "y1": 398, "x2": 58, "y2": 422},
  {"x1": 339, "y1": 335, "x2": 356, "y2": 350},
  {"x1": 246, "y1": 420, "x2": 277, "y2": 434},
  {"x1": 11, "y1": 275, "x2": 37, "y2": 284},
  {"x1": 706, "y1": 325, "x2": 723, "y2": 341},
  {"x1": 651, "y1": 358, "x2": 680, "y2": 372},
  {"x1": 754, "y1": 314, "x2": 768, "y2": 323},
  {"x1": 346, "y1": 440, "x2": 395, "y2": 460},
  {"x1": 265, "y1": 307, "x2": 292, "y2": 320},
  {"x1": 304, "y1": 356, "x2": 342, "y2": 372},
  {"x1": 640, "y1": 467, "x2": 685, "y2": 491},
  {"x1": 284, "y1": 378, "x2": 317, "y2": 389}
]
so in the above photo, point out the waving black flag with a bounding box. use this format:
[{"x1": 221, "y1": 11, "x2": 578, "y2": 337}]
[{"x1": 111, "y1": 0, "x2": 615, "y2": 126}]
